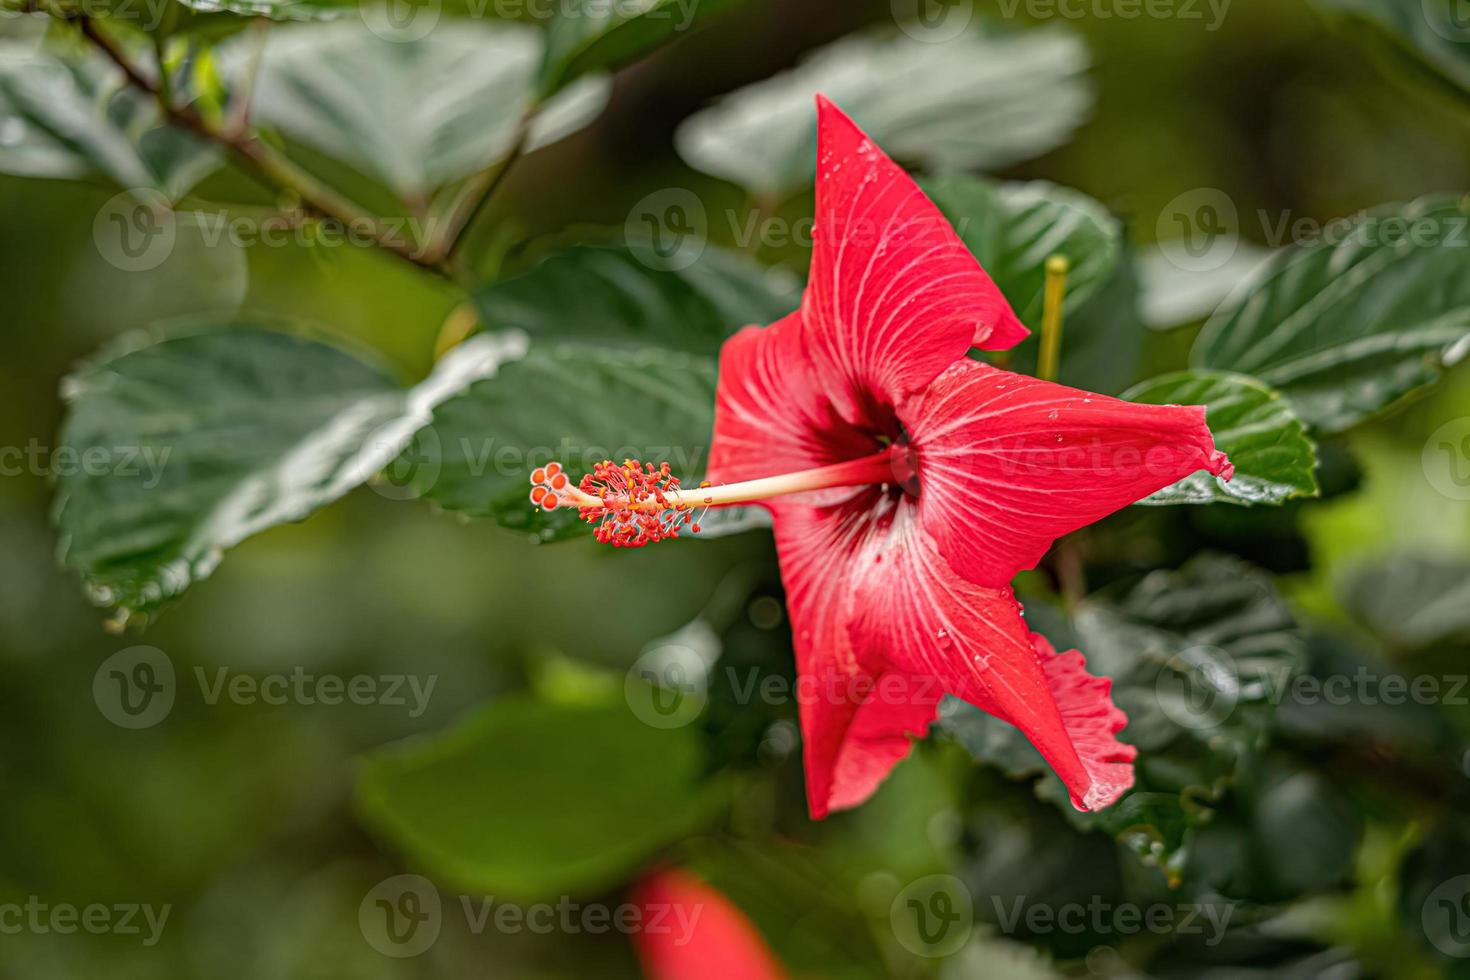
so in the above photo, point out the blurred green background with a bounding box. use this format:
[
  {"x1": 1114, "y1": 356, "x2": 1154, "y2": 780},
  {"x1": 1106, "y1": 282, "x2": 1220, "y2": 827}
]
[{"x1": 3, "y1": 0, "x2": 1470, "y2": 977}]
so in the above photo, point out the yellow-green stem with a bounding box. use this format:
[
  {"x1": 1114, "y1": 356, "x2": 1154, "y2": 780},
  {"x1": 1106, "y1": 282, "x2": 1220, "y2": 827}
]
[{"x1": 1038, "y1": 254, "x2": 1070, "y2": 383}]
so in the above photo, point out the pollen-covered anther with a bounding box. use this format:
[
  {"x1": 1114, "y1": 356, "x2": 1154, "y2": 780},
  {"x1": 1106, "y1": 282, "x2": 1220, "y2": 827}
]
[
  {"x1": 578, "y1": 458, "x2": 698, "y2": 548},
  {"x1": 528, "y1": 458, "x2": 704, "y2": 547}
]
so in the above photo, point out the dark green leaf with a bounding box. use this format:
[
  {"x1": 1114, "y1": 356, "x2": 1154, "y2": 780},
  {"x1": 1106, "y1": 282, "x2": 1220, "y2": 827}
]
[
  {"x1": 244, "y1": 21, "x2": 609, "y2": 201},
  {"x1": 0, "y1": 42, "x2": 217, "y2": 200},
  {"x1": 1312, "y1": 0, "x2": 1470, "y2": 96},
  {"x1": 943, "y1": 555, "x2": 1305, "y2": 879},
  {"x1": 473, "y1": 242, "x2": 799, "y2": 356},
  {"x1": 358, "y1": 696, "x2": 720, "y2": 898},
  {"x1": 1192, "y1": 195, "x2": 1470, "y2": 433},
  {"x1": 923, "y1": 174, "x2": 1121, "y2": 328},
  {"x1": 53, "y1": 322, "x2": 524, "y2": 620},
  {"x1": 1124, "y1": 370, "x2": 1320, "y2": 506},
  {"x1": 1339, "y1": 553, "x2": 1470, "y2": 652},
  {"x1": 538, "y1": 0, "x2": 740, "y2": 96},
  {"x1": 404, "y1": 342, "x2": 716, "y2": 541},
  {"x1": 675, "y1": 24, "x2": 1091, "y2": 200}
]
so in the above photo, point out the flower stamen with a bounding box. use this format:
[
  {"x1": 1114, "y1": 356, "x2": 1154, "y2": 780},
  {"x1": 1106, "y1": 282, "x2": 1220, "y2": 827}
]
[{"x1": 529, "y1": 446, "x2": 906, "y2": 548}]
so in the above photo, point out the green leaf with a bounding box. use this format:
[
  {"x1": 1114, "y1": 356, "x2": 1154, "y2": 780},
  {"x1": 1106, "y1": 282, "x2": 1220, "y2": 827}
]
[
  {"x1": 1339, "y1": 554, "x2": 1470, "y2": 652},
  {"x1": 0, "y1": 41, "x2": 218, "y2": 200},
  {"x1": 675, "y1": 23, "x2": 1091, "y2": 200},
  {"x1": 1312, "y1": 0, "x2": 1470, "y2": 96},
  {"x1": 53, "y1": 322, "x2": 525, "y2": 620},
  {"x1": 175, "y1": 0, "x2": 349, "y2": 22},
  {"x1": 1192, "y1": 195, "x2": 1470, "y2": 433},
  {"x1": 243, "y1": 20, "x2": 610, "y2": 201},
  {"x1": 1124, "y1": 370, "x2": 1320, "y2": 507},
  {"x1": 357, "y1": 696, "x2": 720, "y2": 898},
  {"x1": 1136, "y1": 240, "x2": 1275, "y2": 329},
  {"x1": 473, "y1": 242, "x2": 800, "y2": 355},
  {"x1": 402, "y1": 341, "x2": 716, "y2": 541},
  {"x1": 539, "y1": 0, "x2": 740, "y2": 96},
  {"x1": 923, "y1": 174, "x2": 1121, "y2": 327}
]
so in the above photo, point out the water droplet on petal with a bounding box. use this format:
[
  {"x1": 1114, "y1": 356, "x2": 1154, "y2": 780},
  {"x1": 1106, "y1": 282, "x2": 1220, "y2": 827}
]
[
  {"x1": 1047, "y1": 410, "x2": 1059, "y2": 421},
  {"x1": 935, "y1": 629, "x2": 951, "y2": 648}
]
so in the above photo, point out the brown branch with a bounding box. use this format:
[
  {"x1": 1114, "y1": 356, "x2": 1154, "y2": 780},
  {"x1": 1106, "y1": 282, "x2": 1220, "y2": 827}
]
[{"x1": 76, "y1": 14, "x2": 453, "y2": 280}]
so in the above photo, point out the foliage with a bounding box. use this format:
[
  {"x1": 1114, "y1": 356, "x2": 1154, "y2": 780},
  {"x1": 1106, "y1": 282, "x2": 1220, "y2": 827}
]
[{"x1": 5, "y1": 1, "x2": 1470, "y2": 977}]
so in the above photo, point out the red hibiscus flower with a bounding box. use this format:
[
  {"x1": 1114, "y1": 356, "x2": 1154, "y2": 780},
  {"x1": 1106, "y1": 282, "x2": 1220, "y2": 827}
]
[
  {"x1": 532, "y1": 97, "x2": 1231, "y2": 819},
  {"x1": 631, "y1": 868, "x2": 786, "y2": 980}
]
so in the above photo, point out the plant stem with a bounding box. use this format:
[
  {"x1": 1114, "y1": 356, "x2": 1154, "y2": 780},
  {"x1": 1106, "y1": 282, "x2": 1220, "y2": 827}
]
[
  {"x1": 1038, "y1": 254, "x2": 1070, "y2": 383},
  {"x1": 75, "y1": 14, "x2": 453, "y2": 280},
  {"x1": 424, "y1": 108, "x2": 534, "y2": 268}
]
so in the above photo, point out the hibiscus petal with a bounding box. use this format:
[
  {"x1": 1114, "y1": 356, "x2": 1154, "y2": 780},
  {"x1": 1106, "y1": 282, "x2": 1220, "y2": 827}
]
[
  {"x1": 765, "y1": 495, "x2": 930, "y2": 820},
  {"x1": 904, "y1": 359, "x2": 1231, "y2": 588},
  {"x1": 706, "y1": 311, "x2": 875, "y2": 485},
  {"x1": 847, "y1": 513, "x2": 1135, "y2": 812},
  {"x1": 631, "y1": 868, "x2": 787, "y2": 980},
  {"x1": 801, "y1": 96, "x2": 1027, "y2": 427},
  {"x1": 1032, "y1": 632, "x2": 1136, "y2": 809}
]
